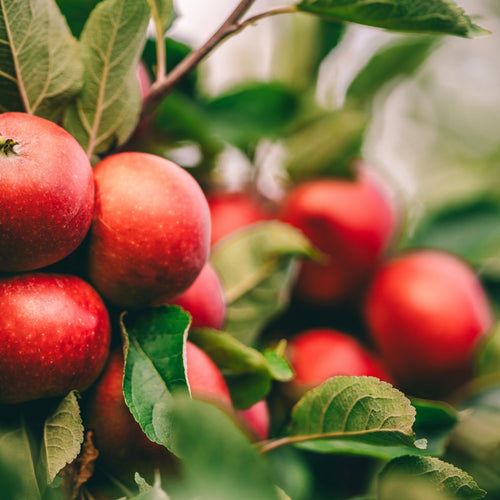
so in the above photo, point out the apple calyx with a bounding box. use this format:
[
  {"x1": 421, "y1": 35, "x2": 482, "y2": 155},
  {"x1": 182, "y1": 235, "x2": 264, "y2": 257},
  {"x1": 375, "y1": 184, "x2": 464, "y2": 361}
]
[{"x1": 0, "y1": 136, "x2": 19, "y2": 157}]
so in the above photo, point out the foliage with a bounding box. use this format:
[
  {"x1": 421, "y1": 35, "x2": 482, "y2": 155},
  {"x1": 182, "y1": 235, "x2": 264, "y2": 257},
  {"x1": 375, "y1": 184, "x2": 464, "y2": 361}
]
[{"x1": 0, "y1": 0, "x2": 497, "y2": 499}]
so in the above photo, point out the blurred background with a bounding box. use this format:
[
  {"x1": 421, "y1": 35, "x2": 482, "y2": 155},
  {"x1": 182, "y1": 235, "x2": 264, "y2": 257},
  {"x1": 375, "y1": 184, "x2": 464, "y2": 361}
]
[{"x1": 165, "y1": 0, "x2": 500, "y2": 301}]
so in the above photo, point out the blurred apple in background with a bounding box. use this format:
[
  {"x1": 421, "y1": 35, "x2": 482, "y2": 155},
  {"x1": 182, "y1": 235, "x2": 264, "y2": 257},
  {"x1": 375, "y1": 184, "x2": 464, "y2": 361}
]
[
  {"x1": 169, "y1": 262, "x2": 226, "y2": 330},
  {"x1": 279, "y1": 169, "x2": 397, "y2": 305},
  {"x1": 207, "y1": 190, "x2": 271, "y2": 247}
]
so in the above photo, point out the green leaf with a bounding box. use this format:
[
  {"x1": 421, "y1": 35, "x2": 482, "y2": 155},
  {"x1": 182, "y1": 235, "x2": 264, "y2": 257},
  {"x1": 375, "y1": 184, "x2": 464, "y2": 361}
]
[
  {"x1": 288, "y1": 376, "x2": 416, "y2": 449},
  {"x1": 476, "y1": 322, "x2": 500, "y2": 379},
  {"x1": 296, "y1": 0, "x2": 488, "y2": 38},
  {"x1": 121, "y1": 305, "x2": 191, "y2": 452},
  {"x1": 401, "y1": 199, "x2": 500, "y2": 279},
  {"x1": 203, "y1": 82, "x2": 300, "y2": 151},
  {"x1": 291, "y1": 438, "x2": 426, "y2": 460},
  {"x1": 55, "y1": 0, "x2": 101, "y2": 38},
  {"x1": 263, "y1": 342, "x2": 295, "y2": 382},
  {"x1": 211, "y1": 221, "x2": 318, "y2": 346},
  {"x1": 63, "y1": 0, "x2": 150, "y2": 158},
  {"x1": 130, "y1": 471, "x2": 171, "y2": 499},
  {"x1": 39, "y1": 392, "x2": 84, "y2": 486},
  {"x1": 379, "y1": 455, "x2": 486, "y2": 499},
  {"x1": 411, "y1": 398, "x2": 458, "y2": 457},
  {"x1": 147, "y1": 0, "x2": 175, "y2": 37},
  {"x1": 0, "y1": 412, "x2": 42, "y2": 499},
  {"x1": 189, "y1": 329, "x2": 292, "y2": 409},
  {"x1": 346, "y1": 35, "x2": 439, "y2": 109},
  {"x1": 0, "y1": 0, "x2": 83, "y2": 120},
  {"x1": 170, "y1": 397, "x2": 280, "y2": 500},
  {"x1": 283, "y1": 109, "x2": 368, "y2": 182}
]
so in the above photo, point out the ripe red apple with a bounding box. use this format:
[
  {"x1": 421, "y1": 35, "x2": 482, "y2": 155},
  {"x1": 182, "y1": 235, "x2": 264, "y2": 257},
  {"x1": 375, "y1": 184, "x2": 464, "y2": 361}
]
[
  {"x1": 86, "y1": 152, "x2": 211, "y2": 308},
  {"x1": 237, "y1": 399, "x2": 270, "y2": 441},
  {"x1": 364, "y1": 249, "x2": 494, "y2": 396},
  {"x1": 0, "y1": 112, "x2": 94, "y2": 272},
  {"x1": 83, "y1": 341, "x2": 232, "y2": 477},
  {"x1": 207, "y1": 190, "x2": 271, "y2": 247},
  {"x1": 287, "y1": 328, "x2": 392, "y2": 394},
  {"x1": 0, "y1": 273, "x2": 111, "y2": 404},
  {"x1": 169, "y1": 262, "x2": 226, "y2": 330},
  {"x1": 279, "y1": 170, "x2": 397, "y2": 305}
]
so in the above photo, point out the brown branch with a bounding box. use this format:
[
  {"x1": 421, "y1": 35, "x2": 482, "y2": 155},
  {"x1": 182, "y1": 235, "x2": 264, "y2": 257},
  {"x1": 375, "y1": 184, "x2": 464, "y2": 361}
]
[{"x1": 139, "y1": 2, "x2": 298, "y2": 120}]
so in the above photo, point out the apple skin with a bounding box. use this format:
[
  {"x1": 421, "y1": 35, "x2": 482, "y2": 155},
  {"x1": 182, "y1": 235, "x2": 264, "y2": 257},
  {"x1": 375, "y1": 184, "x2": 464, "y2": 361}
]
[
  {"x1": 279, "y1": 172, "x2": 396, "y2": 305},
  {"x1": 207, "y1": 190, "x2": 270, "y2": 247},
  {"x1": 364, "y1": 249, "x2": 494, "y2": 396},
  {"x1": 0, "y1": 112, "x2": 94, "y2": 272},
  {"x1": 237, "y1": 399, "x2": 270, "y2": 441},
  {"x1": 86, "y1": 152, "x2": 211, "y2": 308},
  {"x1": 168, "y1": 262, "x2": 226, "y2": 330},
  {"x1": 286, "y1": 328, "x2": 392, "y2": 395},
  {"x1": 83, "y1": 341, "x2": 232, "y2": 478},
  {"x1": 0, "y1": 273, "x2": 111, "y2": 404}
]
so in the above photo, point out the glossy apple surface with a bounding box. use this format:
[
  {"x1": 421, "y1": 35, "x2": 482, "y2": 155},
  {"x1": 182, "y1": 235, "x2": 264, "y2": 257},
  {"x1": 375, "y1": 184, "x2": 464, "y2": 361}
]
[
  {"x1": 0, "y1": 273, "x2": 111, "y2": 404},
  {"x1": 169, "y1": 262, "x2": 226, "y2": 330},
  {"x1": 287, "y1": 328, "x2": 392, "y2": 392},
  {"x1": 364, "y1": 249, "x2": 494, "y2": 395},
  {"x1": 84, "y1": 341, "x2": 232, "y2": 476},
  {"x1": 0, "y1": 112, "x2": 94, "y2": 272},
  {"x1": 87, "y1": 152, "x2": 211, "y2": 307},
  {"x1": 207, "y1": 190, "x2": 270, "y2": 247},
  {"x1": 279, "y1": 172, "x2": 396, "y2": 305}
]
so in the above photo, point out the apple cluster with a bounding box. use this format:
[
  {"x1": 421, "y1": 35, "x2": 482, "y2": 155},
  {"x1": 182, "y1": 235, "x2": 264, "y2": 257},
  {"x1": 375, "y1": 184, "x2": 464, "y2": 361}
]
[
  {"x1": 0, "y1": 108, "x2": 495, "y2": 489},
  {"x1": 0, "y1": 111, "x2": 267, "y2": 484},
  {"x1": 275, "y1": 165, "x2": 495, "y2": 400},
  {"x1": 205, "y1": 164, "x2": 495, "y2": 402}
]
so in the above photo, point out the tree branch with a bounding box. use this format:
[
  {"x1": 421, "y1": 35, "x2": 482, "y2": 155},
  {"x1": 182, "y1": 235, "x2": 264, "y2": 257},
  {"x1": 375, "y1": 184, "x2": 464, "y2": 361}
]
[{"x1": 139, "y1": 2, "x2": 298, "y2": 120}]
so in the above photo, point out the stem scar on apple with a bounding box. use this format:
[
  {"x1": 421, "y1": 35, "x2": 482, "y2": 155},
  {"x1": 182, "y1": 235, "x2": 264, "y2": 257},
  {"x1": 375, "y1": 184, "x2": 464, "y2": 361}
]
[{"x1": 0, "y1": 137, "x2": 19, "y2": 157}]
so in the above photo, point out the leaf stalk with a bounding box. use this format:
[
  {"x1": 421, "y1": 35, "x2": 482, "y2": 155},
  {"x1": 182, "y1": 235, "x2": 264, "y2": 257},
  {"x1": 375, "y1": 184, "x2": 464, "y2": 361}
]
[{"x1": 140, "y1": 2, "x2": 298, "y2": 120}]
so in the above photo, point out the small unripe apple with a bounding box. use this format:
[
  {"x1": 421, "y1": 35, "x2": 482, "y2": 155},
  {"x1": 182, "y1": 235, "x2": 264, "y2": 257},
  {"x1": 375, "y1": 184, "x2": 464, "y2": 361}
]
[
  {"x1": 0, "y1": 112, "x2": 94, "y2": 272},
  {"x1": 279, "y1": 170, "x2": 397, "y2": 305},
  {"x1": 364, "y1": 249, "x2": 494, "y2": 396},
  {"x1": 207, "y1": 190, "x2": 270, "y2": 247},
  {"x1": 84, "y1": 342, "x2": 232, "y2": 477},
  {"x1": 287, "y1": 328, "x2": 392, "y2": 395},
  {"x1": 0, "y1": 273, "x2": 111, "y2": 404},
  {"x1": 169, "y1": 262, "x2": 226, "y2": 330},
  {"x1": 87, "y1": 152, "x2": 211, "y2": 308}
]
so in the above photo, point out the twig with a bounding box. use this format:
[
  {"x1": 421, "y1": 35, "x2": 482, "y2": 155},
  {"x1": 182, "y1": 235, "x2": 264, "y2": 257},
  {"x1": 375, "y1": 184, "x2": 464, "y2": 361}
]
[{"x1": 140, "y1": 2, "x2": 298, "y2": 120}]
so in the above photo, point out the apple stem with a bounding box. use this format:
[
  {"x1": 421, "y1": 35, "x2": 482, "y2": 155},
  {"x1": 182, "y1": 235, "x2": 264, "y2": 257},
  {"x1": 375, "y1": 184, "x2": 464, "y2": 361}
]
[{"x1": 0, "y1": 137, "x2": 18, "y2": 157}]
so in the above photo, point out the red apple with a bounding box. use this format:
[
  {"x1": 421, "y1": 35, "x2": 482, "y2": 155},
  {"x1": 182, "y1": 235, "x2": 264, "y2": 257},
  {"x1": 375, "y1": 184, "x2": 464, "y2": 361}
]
[
  {"x1": 0, "y1": 273, "x2": 111, "y2": 404},
  {"x1": 0, "y1": 112, "x2": 94, "y2": 272},
  {"x1": 364, "y1": 249, "x2": 494, "y2": 396},
  {"x1": 207, "y1": 190, "x2": 270, "y2": 247},
  {"x1": 237, "y1": 399, "x2": 270, "y2": 441},
  {"x1": 84, "y1": 342, "x2": 232, "y2": 477},
  {"x1": 287, "y1": 328, "x2": 392, "y2": 394},
  {"x1": 279, "y1": 170, "x2": 397, "y2": 305},
  {"x1": 168, "y1": 262, "x2": 226, "y2": 330},
  {"x1": 86, "y1": 152, "x2": 211, "y2": 308}
]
